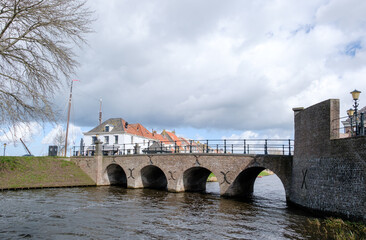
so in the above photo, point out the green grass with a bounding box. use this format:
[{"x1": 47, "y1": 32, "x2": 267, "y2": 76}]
[
  {"x1": 307, "y1": 218, "x2": 366, "y2": 240},
  {"x1": 0, "y1": 156, "x2": 95, "y2": 189},
  {"x1": 207, "y1": 173, "x2": 217, "y2": 182},
  {"x1": 258, "y1": 170, "x2": 272, "y2": 177},
  {"x1": 206, "y1": 170, "x2": 272, "y2": 182}
]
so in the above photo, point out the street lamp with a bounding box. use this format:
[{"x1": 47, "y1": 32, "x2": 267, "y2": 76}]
[
  {"x1": 3, "y1": 143, "x2": 6, "y2": 156},
  {"x1": 351, "y1": 89, "x2": 361, "y2": 101},
  {"x1": 350, "y1": 89, "x2": 362, "y2": 135},
  {"x1": 347, "y1": 108, "x2": 355, "y2": 136}
]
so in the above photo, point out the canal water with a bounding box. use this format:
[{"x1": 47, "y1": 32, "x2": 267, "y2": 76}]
[{"x1": 0, "y1": 175, "x2": 320, "y2": 239}]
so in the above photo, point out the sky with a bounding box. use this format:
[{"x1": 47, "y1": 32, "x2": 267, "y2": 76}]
[{"x1": 2, "y1": 0, "x2": 366, "y2": 156}]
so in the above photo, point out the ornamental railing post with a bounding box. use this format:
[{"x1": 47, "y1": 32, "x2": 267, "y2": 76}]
[
  {"x1": 190, "y1": 140, "x2": 193, "y2": 153},
  {"x1": 288, "y1": 139, "x2": 291, "y2": 156},
  {"x1": 264, "y1": 139, "x2": 268, "y2": 155},
  {"x1": 244, "y1": 139, "x2": 246, "y2": 154},
  {"x1": 360, "y1": 113, "x2": 365, "y2": 136},
  {"x1": 174, "y1": 141, "x2": 177, "y2": 153},
  {"x1": 206, "y1": 140, "x2": 209, "y2": 153},
  {"x1": 224, "y1": 139, "x2": 227, "y2": 154}
]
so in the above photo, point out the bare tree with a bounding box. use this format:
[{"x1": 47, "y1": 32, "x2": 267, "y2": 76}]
[
  {"x1": 53, "y1": 127, "x2": 66, "y2": 156},
  {"x1": 0, "y1": 0, "x2": 93, "y2": 135}
]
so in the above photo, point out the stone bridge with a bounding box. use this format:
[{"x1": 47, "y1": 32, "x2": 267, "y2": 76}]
[
  {"x1": 71, "y1": 99, "x2": 366, "y2": 221},
  {"x1": 72, "y1": 153, "x2": 292, "y2": 199}
]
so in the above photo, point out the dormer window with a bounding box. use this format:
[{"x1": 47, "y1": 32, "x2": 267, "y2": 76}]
[{"x1": 105, "y1": 125, "x2": 110, "y2": 132}]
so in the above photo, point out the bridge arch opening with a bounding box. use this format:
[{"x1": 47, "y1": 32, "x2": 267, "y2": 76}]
[
  {"x1": 183, "y1": 167, "x2": 218, "y2": 193},
  {"x1": 226, "y1": 167, "x2": 286, "y2": 201},
  {"x1": 141, "y1": 165, "x2": 167, "y2": 190},
  {"x1": 253, "y1": 170, "x2": 286, "y2": 203},
  {"x1": 105, "y1": 164, "x2": 127, "y2": 187}
]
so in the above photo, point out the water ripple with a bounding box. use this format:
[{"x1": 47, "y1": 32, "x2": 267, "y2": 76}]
[{"x1": 0, "y1": 175, "x2": 318, "y2": 239}]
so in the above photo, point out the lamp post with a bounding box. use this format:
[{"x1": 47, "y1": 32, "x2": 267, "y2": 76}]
[
  {"x1": 347, "y1": 108, "x2": 355, "y2": 136},
  {"x1": 350, "y1": 89, "x2": 361, "y2": 135},
  {"x1": 3, "y1": 143, "x2": 6, "y2": 156}
]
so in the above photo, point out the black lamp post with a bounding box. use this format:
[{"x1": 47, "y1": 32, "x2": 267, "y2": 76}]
[{"x1": 350, "y1": 89, "x2": 361, "y2": 135}]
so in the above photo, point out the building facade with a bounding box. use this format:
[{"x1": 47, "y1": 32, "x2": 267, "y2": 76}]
[{"x1": 82, "y1": 118, "x2": 193, "y2": 155}]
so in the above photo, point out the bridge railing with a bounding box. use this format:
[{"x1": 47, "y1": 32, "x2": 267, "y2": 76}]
[{"x1": 71, "y1": 139, "x2": 294, "y2": 157}]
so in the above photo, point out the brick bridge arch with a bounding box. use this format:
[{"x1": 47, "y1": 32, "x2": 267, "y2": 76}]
[{"x1": 73, "y1": 154, "x2": 292, "y2": 200}]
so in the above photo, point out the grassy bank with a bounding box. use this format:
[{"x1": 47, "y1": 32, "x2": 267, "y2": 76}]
[
  {"x1": 207, "y1": 169, "x2": 273, "y2": 182},
  {"x1": 258, "y1": 169, "x2": 273, "y2": 177},
  {"x1": 207, "y1": 173, "x2": 217, "y2": 182},
  {"x1": 0, "y1": 156, "x2": 95, "y2": 190},
  {"x1": 307, "y1": 218, "x2": 366, "y2": 240}
]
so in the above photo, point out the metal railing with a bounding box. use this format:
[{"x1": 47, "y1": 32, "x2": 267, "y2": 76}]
[
  {"x1": 334, "y1": 114, "x2": 366, "y2": 137},
  {"x1": 71, "y1": 139, "x2": 294, "y2": 157}
]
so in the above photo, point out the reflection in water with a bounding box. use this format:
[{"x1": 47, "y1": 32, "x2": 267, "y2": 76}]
[{"x1": 0, "y1": 175, "x2": 317, "y2": 239}]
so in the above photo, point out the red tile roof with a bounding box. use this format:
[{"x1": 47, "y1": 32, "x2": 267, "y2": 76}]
[
  {"x1": 87, "y1": 118, "x2": 193, "y2": 148},
  {"x1": 164, "y1": 131, "x2": 182, "y2": 146},
  {"x1": 126, "y1": 123, "x2": 155, "y2": 139}
]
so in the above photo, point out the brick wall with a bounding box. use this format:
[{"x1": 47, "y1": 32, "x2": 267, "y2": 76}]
[{"x1": 290, "y1": 99, "x2": 365, "y2": 221}]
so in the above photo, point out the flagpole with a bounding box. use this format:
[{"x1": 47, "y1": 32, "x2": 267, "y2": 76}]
[{"x1": 64, "y1": 80, "x2": 74, "y2": 156}]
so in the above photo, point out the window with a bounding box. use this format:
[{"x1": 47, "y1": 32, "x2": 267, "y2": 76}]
[
  {"x1": 105, "y1": 125, "x2": 110, "y2": 132},
  {"x1": 115, "y1": 135, "x2": 118, "y2": 144},
  {"x1": 92, "y1": 136, "x2": 97, "y2": 144},
  {"x1": 104, "y1": 136, "x2": 109, "y2": 144}
]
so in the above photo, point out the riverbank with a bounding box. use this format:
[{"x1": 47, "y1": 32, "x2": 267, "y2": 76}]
[
  {"x1": 258, "y1": 169, "x2": 274, "y2": 177},
  {"x1": 307, "y1": 217, "x2": 365, "y2": 239},
  {"x1": 207, "y1": 170, "x2": 274, "y2": 182},
  {"x1": 0, "y1": 156, "x2": 95, "y2": 190}
]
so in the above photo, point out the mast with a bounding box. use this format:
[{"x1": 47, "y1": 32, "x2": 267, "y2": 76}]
[
  {"x1": 20, "y1": 138, "x2": 32, "y2": 156},
  {"x1": 64, "y1": 80, "x2": 74, "y2": 156},
  {"x1": 99, "y1": 98, "x2": 102, "y2": 125}
]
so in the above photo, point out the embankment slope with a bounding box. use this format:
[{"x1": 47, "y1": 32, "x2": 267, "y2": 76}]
[{"x1": 0, "y1": 157, "x2": 95, "y2": 190}]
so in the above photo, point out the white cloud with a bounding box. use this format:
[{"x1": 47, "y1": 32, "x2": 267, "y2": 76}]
[
  {"x1": 50, "y1": 0, "x2": 366, "y2": 138},
  {"x1": 42, "y1": 124, "x2": 83, "y2": 146},
  {"x1": 223, "y1": 131, "x2": 259, "y2": 140},
  {"x1": 0, "y1": 122, "x2": 42, "y2": 144}
]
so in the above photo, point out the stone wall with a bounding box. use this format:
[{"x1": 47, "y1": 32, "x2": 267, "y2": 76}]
[
  {"x1": 290, "y1": 99, "x2": 366, "y2": 221},
  {"x1": 71, "y1": 156, "x2": 99, "y2": 183}
]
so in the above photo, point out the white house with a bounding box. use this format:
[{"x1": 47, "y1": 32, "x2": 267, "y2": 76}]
[{"x1": 82, "y1": 118, "x2": 189, "y2": 156}]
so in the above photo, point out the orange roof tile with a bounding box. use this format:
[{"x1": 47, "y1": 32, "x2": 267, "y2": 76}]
[
  {"x1": 151, "y1": 132, "x2": 172, "y2": 145},
  {"x1": 179, "y1": 137, "x2": 190, "y2": 145},
  {"x1": 162, "y1": 130, "x2": 183, "y2": 146}
]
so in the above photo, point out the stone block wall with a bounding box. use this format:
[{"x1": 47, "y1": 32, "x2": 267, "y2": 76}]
[
  {"x1": 290, "y1": 99, "x2": 365, "y2": 221},
  {"x1": 71, "y1": 156, "x2": 99, "y2": 183}
]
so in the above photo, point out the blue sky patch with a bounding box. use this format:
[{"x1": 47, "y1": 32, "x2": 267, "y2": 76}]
[
  {"x1": 345, "y1": 41, "x2": 362, "y2": 57},
  {"x1": 291, "y1": 24, "x2": 314, "y2": 35}
]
